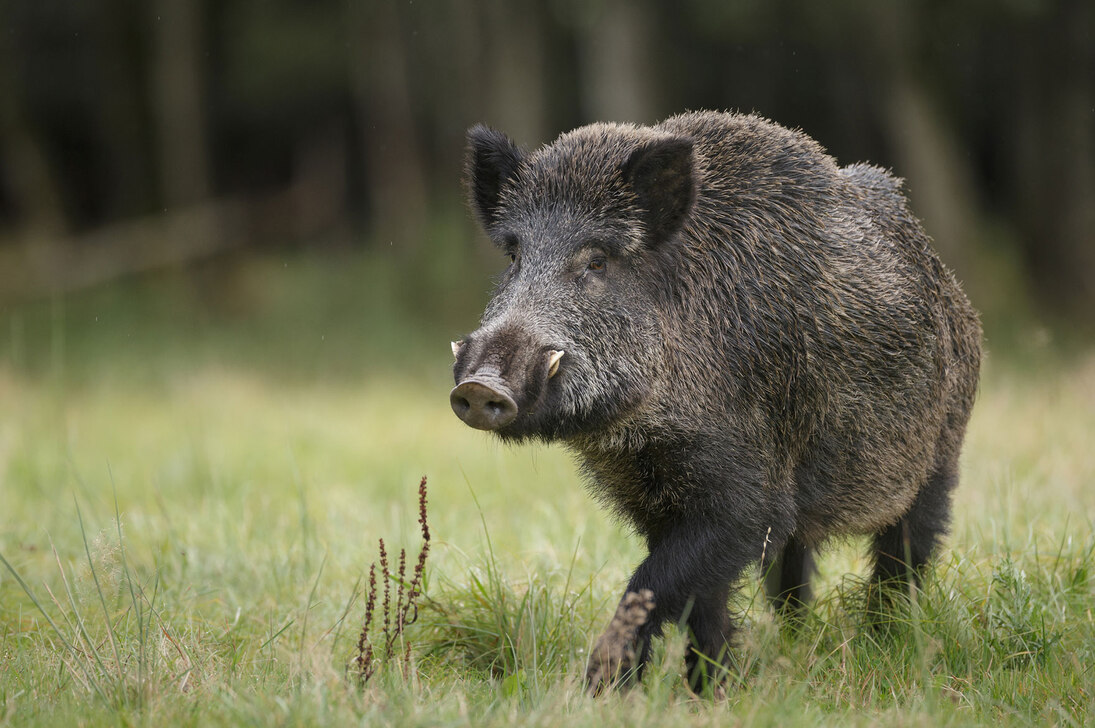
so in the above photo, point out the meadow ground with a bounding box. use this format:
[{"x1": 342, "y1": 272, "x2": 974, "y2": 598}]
[{"x1": 1, "y1": 251, "x2": 1093, "y2": 726}]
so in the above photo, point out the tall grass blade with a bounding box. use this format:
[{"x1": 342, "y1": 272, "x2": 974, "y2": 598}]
[
  {"x1": 0, "y1": 550, "x2": 108, "y2": 701},
  {"x1": 74, "y1": 497, "x2": 125, "y2": 687}
]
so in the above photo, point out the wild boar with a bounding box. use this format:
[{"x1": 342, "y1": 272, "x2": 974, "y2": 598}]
[{"x1": 450, "y1": 111, "x2": 981, "y2": 691}]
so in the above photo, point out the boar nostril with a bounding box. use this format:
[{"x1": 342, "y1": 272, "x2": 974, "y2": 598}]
[
  {"x1": 451, "y1": 394, "x2": 471, "y2": 417},
  {"x1": 450, "y1": 380, "x2": 518, "y2": 431}
]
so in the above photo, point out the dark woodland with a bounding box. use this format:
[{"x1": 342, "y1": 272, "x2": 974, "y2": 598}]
[{"x1": 0, "y1": 0, "x2": 1091, "y2": 324}]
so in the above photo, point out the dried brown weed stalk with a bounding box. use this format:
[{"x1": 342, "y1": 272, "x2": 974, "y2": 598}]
[{"x1": 353, "y1": 476, "x2": 431, "y2": 684}]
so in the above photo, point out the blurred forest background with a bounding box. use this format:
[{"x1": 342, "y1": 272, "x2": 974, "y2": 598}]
[
  {"x1": 0, "y1": 0, "x2": 1092, "y2": 346},
  {"x1": 3, "y1": 4, "x2": 1095, "y2": 725}
]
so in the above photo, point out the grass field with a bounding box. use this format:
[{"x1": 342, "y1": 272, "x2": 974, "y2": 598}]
[{"x1": 1, "y1": 251, "x2": 1093, "y2": 726}]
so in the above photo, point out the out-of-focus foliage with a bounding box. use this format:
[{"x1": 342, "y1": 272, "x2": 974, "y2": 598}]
[{"x1": 0, "y1": 0, "x2": 1091, "y2": 320}]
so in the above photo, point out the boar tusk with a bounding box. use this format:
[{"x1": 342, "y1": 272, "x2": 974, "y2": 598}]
[
  {"x1": 451, "y1": 340, "x2": 464, "y2": 359},
  {"x1": 547, "y1": 349, "x2": 565, "y2": 378}
]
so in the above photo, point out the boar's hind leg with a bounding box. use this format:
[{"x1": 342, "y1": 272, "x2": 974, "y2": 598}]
[
  {"x1": 763, "y1": 534, "x2": 815, "y2": 622},
  {"x1": 869, "y1": 458, "x2": 958, "y2": 615}
]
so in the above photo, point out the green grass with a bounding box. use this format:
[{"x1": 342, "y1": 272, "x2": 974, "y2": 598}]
[{"x1": 1, "y1": 250, "x2": 1093, "y2": 726}]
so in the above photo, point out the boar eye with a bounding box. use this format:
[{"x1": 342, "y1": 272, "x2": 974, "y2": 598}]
[
  {"x1": 503, "y1": 233, "x2": 519, "y2": 264},
  {"x1": 587, "y1": 257, "x2": 606, "y2": 272}
]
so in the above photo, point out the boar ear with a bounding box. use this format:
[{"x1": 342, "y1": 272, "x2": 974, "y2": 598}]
[
  {"x1": 465, "y1": 124, "x2": 525, "y2": 229},
  {"x1": 622, "y1": 136, "x2": 696, "y2": 246}
]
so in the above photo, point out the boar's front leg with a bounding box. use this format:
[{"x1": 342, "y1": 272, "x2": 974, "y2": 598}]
[
  {"x1": 585, "y1": 517, "x2": 776, "y2": 694},
  {"x1": 584, "y1": 588, "x2": 656, "y2": 692}
]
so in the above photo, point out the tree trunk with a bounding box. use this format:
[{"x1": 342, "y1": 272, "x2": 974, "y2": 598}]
[
  {"x1": 0, "y1": 3, "x2": 67, "y2": 239},
  {"x1": 577, "y1": 0, "x2": 657, "y2": 124},
  {"x1": 150, "y1": 0, "x2": 211, "y2": 207},
  {"x1": 92, "y1": 0, "x2": 153, "y2": 219},
  {"x1": 347, "y1": 0, "x2": 429, "y2": 251},
  {"x1": 1028, "y1": 0, "x2": 1095, "y2": 319},
  {"x1": 481, "y1": 0, "x2": 549, "y2": 145}
]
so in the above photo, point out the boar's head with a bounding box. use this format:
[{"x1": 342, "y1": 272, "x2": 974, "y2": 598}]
[{"x1": 451, "y1": 123, "x2": 696, "y2": 442}]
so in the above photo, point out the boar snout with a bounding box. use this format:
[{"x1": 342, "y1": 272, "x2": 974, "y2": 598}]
[{"x1": 450, "y1": 378, "x2": 518, "y2": 430}]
